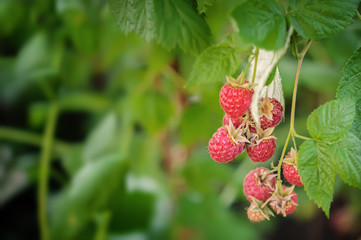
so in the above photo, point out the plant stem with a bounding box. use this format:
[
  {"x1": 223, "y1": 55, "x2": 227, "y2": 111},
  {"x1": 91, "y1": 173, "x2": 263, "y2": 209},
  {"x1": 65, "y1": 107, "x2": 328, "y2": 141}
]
[
  {"x1": 357, "y1": 10, "x2": 361, "y2": 21},
  {"x1": 294, "y1": 133, "x2": 310, "y2": 141},
  {"x1": 251, "y1": 48, "x2": 259, "y2": 83},
  {"x1": 38, "y1": 102, "x2": 59, "y2": 240},
  {"x1": 0, "y1": 126, "x2": 69, "y2": 154},
  {"x1": 274, "y1": 40, "x2": 312, "y2": 180}
]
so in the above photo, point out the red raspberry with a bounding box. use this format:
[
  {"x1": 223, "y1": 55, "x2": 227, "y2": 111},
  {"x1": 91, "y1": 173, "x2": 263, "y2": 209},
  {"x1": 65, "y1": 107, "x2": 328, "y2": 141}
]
[
  {"x1": 283, "y1": 148, "x2": 303, "y2": 186},
  {"x1": 243, "y1": 167, "x2": 276, "y2": 202},
  {"x1": 208, "y1": 127, "x2": 244, "y2": 163},
  {"x1": 222, "y1": 114, "x2": 242, "y2": 129},
  {"x1": 246, "y1": 137, "x2": 276, "y2": 162},
  {"x1": 269, "y1": 186, "x2": 298, "y2": 216},
  {"x1": 219, "y1": 83, "x2": 254, "y2": 119},
  {"x1": 259, "y1": 97, "x2": 283, "y2": 129}
]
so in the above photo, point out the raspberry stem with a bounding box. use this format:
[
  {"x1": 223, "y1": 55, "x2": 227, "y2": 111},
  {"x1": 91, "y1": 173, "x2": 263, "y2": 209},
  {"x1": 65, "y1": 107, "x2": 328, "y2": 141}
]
[
  {"x1": 0, "y1": 126, "x2": 68, "y2": 154},
  {"x1": 294, "y1": 133, "x2": 311, "y2": 141},
  {"x1": 251, "y1": 48, "x2": 259, "y2": 84},
  {"x1": 38, "y1": 102, "x2": 59, "y2": 240},
  {"x1": 357, "y1": 10, "x2": 361, "y2": 22},
  {"x1": 274, "y1": 40, "x2": 312, "y2": 181}
]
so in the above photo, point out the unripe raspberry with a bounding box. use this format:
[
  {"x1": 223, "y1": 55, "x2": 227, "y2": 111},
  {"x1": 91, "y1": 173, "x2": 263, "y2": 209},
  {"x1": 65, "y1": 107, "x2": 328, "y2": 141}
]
[
  {"x1": 247, "y1": 207, "x2": 266, "y2": 222},
  {"x1": 243, "y1": 167, "x2": 276, "y2": 202},
  {"x1": 269, "y1": 186, "x2": 298, "y2": 216}
]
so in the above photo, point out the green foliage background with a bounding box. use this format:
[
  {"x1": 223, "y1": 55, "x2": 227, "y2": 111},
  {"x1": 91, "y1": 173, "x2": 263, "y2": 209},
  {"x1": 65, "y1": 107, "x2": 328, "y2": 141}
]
[{"x1": 0, "y1": 0, "x2": 361, "y2": 240}]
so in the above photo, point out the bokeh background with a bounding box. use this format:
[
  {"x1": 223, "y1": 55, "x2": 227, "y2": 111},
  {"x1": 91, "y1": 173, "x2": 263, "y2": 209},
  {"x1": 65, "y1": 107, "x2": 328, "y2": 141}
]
[{"x1": 1, "y1": 1, "x2": 361, "y2": 240}]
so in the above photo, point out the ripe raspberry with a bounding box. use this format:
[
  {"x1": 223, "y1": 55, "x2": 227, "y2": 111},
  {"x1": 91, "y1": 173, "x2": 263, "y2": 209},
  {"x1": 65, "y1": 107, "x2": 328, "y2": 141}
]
[
  {"x1": 246, "y1": 137, "x2": 276, "y2": 163},
  {"x1": 208, "y1": 127, "x2": 244, "y2": 163},
  {"x1": 259, "y1": 97, "x2": 283, "y2": 129},
  {"x1": 283, "y1": 148, "x2": 303, "y2": 186},
  {"x1": 243, "y1": 167, "x2": 276, "y2": 202},
  {"x1": 222, "y1": 114, "x2": 242, "y2": 129},
  {"x1": 219, "y1": 82, "x2": 254, "y2": 119},
  {"x1": 269, "y1": 186, "x2": 298, "y2": 216}
]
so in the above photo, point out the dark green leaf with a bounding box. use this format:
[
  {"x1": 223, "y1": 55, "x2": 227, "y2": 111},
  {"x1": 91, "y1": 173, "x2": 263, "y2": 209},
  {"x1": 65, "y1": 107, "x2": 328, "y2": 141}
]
[
  {"x1": 298, "y1": 139, "x2": 336, "y2": 217},
  {"x1": 187, "y1": 44, "x2": 241, "y2": 86},
  {"x1": 288, "y1": 0, "x2": 360, "y2": 40},
  {"x1": 232, "y1": 0, "x2": 286, "y2": 50},
  {"x1": 307, "y1": 98, "x2": 355, "y2": 143},
  {"x1": 350, "y1": 94, "x2": 361, "y2": 140},
  {"x1": 265, "y1": 66, "x2": 277, "y2": 86},
  {"x1": 108, "y1": 0, "x2": 212, "y2": 54},
  {"x1": 330, "y1": 132, "x2": 361, "y2": 189}
]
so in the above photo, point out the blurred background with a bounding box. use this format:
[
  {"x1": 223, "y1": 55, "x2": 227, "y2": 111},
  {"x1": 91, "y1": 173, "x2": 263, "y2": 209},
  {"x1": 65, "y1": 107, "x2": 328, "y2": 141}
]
[{"x1": 1, "y1": 1, "x2": 361, "y2": 240}]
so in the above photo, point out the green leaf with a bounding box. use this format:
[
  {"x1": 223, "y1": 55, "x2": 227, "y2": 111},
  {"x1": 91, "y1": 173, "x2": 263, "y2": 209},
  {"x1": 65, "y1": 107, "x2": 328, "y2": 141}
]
[
  {"x1": 196, "y1": 0, "x2": 214, "y2": 14},
  {"x1": 288, "y1": 0, "x2": 360, "y2": 40},
  {"x1": 232, "y1": 0, "x2": 286, "y2": 50},
  {"x1": 108, "y1": 0, "x2": 212, "y2": 54},
  {"x1": 337, "y1": 47, "x2": 361, "y2": 99},
  {"x1": 350, "y1": 94, "x2": 361, "y2": 140},
  {"x1": 133, "y1": 91, "x2": 174, "y2": 134},
  {"x1": 336, "y1": 48, "x2": 361, "y2": 140},
  {"x1": 307, "y1": 98, "x2": 356, "y2": 143},
  {"x1": 187, "y1": 44, "x2": 241, "y2": 86},
  {"x1": 330, "y1": 132, "x2": 361, "y2": 189},
  {"x1": 298, "y1": 139, "x2": 336, "y2": 217},
  {"x1": 83, "y1": 113, "x2": 118, "y2": 162},
  {"x1": 51, "y1": 154, "x2": 126, "y2": 240}
]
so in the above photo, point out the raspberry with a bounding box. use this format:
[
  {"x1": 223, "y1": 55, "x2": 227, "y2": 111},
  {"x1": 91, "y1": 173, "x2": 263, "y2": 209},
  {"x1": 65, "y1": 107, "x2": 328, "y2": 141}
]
[
  {"x1": 283, "y1": 148, "x2": 303, "y2": 186},
  {"x1": 208, "y1": 127, "x2": 244, "y2": 163},
  {"x1": 247, "y1": 207, "x2": 266, "y2": 222},
  {"x1": 259, "y1": 97, "x2": 283, "y2": 129},
  {"x1": 219, "y1": 82, "x2": 254, "y2": 119},
  {"x1": 247, "y1": 197, "x2": 274, "y2": 222},
  {"x1": 269, "y1": 186, "x2": 298, "y2": 216},
  {"x1": 222, "y1": 114, "x2": 242, "y2": 129},
  {"x1": 246, "y1": 136, "x2": 276, "y2": 162},
  {"x1": 243, "y1": 167, "x2": 276, "y2": 201}
]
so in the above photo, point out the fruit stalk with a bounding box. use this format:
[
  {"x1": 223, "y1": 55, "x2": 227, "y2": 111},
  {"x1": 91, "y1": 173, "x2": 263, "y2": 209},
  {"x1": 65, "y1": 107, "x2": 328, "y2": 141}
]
[{"x1": 275, "y1": 40, "x2": 312, "y2": 180}]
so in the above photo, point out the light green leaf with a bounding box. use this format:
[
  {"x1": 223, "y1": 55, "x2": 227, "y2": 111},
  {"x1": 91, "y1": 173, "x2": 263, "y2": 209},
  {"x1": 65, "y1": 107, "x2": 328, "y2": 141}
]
[
  {"x1": 83, "y1": 113, "x2": 118, "y2": 162},
  {"x1": 330, "y1": 132, "x2": 361, "y2": 189},
  {"x1": 133, "y1": 91, "x2": 174, "y2": 134},
  {"x1": 187, "y1": 44, "x2": 241, "y2": 86},
  {"x1": 298, "y1": 139, "x2": 336, "y2": 217},
  {"x1": 288, "y1": 0, "x2": 360, "y2": 40},
  {"x1": 232, "y1": 0, "x2": 287, "y2": 50},
  {"x1": 307, "y1": 98, "x2": 355, "y2": 143},
  {"x1": 337, "y1": 47, "x2": 361, "y2": 99},
  {"x1": 109, "y1": 0, "x2": 212, "y2": 54},
  {"x1": 51, "y1": 154, "x2": 126, "y2": 240}
]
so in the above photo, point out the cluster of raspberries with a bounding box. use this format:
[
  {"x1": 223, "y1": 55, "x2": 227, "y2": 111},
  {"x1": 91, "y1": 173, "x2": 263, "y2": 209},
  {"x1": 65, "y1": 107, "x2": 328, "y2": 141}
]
[
  {"x1": 208, "y1": 77, "x2": 282, "y2": 163},
  {"x1": 208, "y1": 76, "x2": 303, "y2": 222}
]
